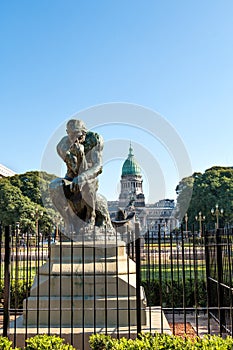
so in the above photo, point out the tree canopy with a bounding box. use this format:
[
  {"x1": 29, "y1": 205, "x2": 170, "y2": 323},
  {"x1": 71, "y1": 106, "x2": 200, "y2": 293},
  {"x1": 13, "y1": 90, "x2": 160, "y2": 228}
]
[
  {"x1": 0, "y1": 171, "x2": 58, "y2": 234},
  {"x1": 2, "y1": 166, "x2": 232, "y2": 234},
  {"x1": 176, "y1": 166, "x2": 233, "y2": 229}
]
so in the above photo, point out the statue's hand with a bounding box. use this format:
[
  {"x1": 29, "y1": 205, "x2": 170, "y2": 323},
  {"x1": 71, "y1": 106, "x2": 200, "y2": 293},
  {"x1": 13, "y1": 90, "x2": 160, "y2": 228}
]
[{"x1": 70, "y1": 173, "x2": 87, "y2": 192}]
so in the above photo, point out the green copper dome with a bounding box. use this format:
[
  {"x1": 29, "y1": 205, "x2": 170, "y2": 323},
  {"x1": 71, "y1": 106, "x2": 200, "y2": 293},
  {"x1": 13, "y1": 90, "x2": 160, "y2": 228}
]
[{"x1": 122, "y1": 145, "x2": 141, "y2": 176}]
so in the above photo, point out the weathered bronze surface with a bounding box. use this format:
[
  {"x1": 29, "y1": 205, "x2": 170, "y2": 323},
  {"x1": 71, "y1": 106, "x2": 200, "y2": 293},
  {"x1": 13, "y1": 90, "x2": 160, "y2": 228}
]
[{"x1": 49, "y1": 119, "x2": 113, "y2": 240}]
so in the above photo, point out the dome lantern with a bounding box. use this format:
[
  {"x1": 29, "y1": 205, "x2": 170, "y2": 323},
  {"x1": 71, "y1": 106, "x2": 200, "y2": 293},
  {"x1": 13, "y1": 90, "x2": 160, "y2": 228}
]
[{"x1": 122, "y1": 144, "x2": 141, "y2": 176}]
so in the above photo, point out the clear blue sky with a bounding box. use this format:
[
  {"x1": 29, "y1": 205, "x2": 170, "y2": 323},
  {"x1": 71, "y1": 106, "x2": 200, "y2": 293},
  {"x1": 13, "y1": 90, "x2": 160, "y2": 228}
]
[{"x1": 1, "y1": 1, "x2": 233, "y2": 201}]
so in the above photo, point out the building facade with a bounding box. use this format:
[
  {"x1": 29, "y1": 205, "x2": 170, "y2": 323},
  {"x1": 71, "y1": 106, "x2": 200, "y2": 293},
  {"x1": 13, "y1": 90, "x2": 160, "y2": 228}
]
[
  {"x1": 108, "y1": 145, "x2": 178, "y2": 237},
  {"x1": 0, "y1": 164, "x2": 16, "y2": 178},
  {"x1": 118, "y1": 144, "x2": 145, "y2": 208}
]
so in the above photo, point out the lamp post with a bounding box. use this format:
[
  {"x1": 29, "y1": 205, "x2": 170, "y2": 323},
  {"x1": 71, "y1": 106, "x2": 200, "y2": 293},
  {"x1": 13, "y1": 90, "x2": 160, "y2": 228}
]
[
  {"x1": 163, "y1": 220, "x2": 168, "y2": 238},
  {"x1": 195, "y1": 211, "x2": 205, "y2": 237},
  {"x1": 184, "y1": 213, "x2": 188, "y2": 237},
  {"x1": 31, "y1": 208, "x2": 43, "y2": 236},
  {"x1": 54, "y1": 215, "x2": 63, "y2": 242},
  {"x1": 15, "y1": 221, "x2": 20, "y2": 246},
  {"x1": 211, "y1": 204, "x2": 223, "y2": 229}
]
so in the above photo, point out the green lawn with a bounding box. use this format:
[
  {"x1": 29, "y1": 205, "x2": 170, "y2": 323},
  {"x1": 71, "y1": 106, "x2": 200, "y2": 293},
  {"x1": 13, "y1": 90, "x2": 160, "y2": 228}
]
[{"x1": 141, "y1": 262, "x2": 206, "y2": 281}]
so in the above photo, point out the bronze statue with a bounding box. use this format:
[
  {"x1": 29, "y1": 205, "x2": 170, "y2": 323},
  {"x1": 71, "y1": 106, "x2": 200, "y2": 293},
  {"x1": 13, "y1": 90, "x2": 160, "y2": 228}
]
[{"x1": 49, "y1": 119, "x2": 113, "y2": 239}]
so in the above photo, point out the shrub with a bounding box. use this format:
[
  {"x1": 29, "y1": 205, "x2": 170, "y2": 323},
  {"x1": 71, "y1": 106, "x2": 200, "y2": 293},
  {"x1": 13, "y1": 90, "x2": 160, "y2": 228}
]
[
  {"x1": 0, "y1": 337, "x2": 13, "y2": 350},
  {"x1": 142, "y1": 279, "x2": 207, "y2": 307},
  {"x1": 89, "y1": 333, "x2": 233, "y2": 350},
  {"x1": 25, "y1": 334, "x2": 75, "y2": 350},
  {"x1": 10, "y1": 279, "x2": 33, "y2": 309},
  {"x1": 89, "y1": 334, "x2": 114, "y2": 350},
  {"x1": 0, "y1": 279, "x2": 33, "y2": 309}
]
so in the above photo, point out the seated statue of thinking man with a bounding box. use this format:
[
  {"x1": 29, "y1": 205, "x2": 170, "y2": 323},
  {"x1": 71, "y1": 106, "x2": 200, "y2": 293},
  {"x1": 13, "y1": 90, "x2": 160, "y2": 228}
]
[{"x1": 49, "y1": 119, "x2": 112, "y2": 237}]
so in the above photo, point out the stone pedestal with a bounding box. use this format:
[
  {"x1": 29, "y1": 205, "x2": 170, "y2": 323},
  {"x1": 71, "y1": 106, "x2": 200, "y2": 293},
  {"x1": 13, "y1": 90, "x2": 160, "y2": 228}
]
[{"x1": 23, "y1": 241, "x2": 147, "y2": 328}]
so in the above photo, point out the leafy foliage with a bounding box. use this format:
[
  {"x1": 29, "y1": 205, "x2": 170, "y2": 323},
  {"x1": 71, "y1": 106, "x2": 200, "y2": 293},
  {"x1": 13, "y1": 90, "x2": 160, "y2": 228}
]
[
  {"x1": 0, "y1": 337, "x2": 13, "y2": 350},
  {"x1": 0, "y1": 171, "x2": 57, "y2": 234},
  {"x1": 0, "y1": 335, "x2": 75, "y2": 350},
  {"x1": 176, "y1": 166, "x2": 233, "y2": 228},
  {"x1": 25, "y1": 334, "x2": 75, "y2": 350},
  {"x1": 89, "y1": 333, "x2": 233, "y2": 350},
  {"x1": 0, "y1": 279, "x2": 33, "y2": 309},
  {"x1": 142, "y1": 279, "x2": 207, "y2": 307}
]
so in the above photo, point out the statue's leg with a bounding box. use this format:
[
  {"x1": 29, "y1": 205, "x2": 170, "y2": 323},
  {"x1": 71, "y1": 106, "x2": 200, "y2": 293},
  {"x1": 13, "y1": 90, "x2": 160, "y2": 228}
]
[
  {"x1": 49, "y1": 178, "x2": 67, "y2": 216},
  {"x1": 95, "y1": 193, "x2": 113, "y2": 229},
  {"x1": 49, "y1": 178, "x2": 81, "y2": 234},
  {"x1": 81, "y1": 183, "x2": 96, "y2": 225}
]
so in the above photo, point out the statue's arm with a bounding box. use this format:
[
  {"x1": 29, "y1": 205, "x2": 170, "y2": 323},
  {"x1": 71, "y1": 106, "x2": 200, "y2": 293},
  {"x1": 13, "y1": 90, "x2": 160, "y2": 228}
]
[
  {"x1": 56, "y1": 136, "x2": 70, "y2": 161},
  {"x1": 82, "y1": 136, "x2": 103, "y2": 181},
  {"x1": 70, "y1": 134, "x2": 103, "y2": 191}
]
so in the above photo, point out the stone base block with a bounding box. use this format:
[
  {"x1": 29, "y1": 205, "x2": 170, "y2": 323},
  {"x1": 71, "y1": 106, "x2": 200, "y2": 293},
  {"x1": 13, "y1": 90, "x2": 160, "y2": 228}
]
[
  {"x1": 23, "y1": 241, "x2": 147, "y2": 329},
  {"x1": 11, "y1": 307, "x2": 171, "y2": 350}
]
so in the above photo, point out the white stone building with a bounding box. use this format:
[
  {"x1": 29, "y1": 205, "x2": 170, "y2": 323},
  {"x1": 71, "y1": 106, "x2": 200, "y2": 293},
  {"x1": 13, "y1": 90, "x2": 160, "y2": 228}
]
[
  {"x1": 0, "y1": 164, "x2": 16, "y2": 178},
  {"x1": 108, "y1": 145, "x2": 178, "y2": 237}
]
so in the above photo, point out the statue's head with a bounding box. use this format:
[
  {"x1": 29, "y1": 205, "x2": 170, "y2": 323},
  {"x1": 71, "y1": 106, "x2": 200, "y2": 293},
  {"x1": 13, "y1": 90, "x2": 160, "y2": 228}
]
[{"x1": 66, "y1": 119, "x2": 87, "y2": 143}]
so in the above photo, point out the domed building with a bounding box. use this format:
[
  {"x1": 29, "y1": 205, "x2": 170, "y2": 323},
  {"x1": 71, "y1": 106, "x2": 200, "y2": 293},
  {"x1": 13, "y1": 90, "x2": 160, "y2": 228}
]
[
  {"x1": 108, "y1": 143, "x2": 178, "y2": 236},
  {"x1": 118, "y1": 144, "x2": 145, "y2": 208}
]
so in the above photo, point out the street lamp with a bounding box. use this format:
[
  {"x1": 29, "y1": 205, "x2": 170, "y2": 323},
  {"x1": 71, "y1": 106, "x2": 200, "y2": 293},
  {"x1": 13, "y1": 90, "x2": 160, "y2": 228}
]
[
  {"x1": 54, "y1": 215, "x2": 63, "y2": 242},
  {"x1": 195, "y1": 211, "x2": 205, "y2": 237},
  {"x1": 31, "y1": 208, "x2": 43, "y2": 236},
  {"x1": 15, "y1": 221, "x2": 20, "y2": 246},
  {"x1": 184, "y1": 213, "x2": 188, "y2": 237},
  {"x1": 211, "y1": 204, "x2": 223, "y2": 229}
]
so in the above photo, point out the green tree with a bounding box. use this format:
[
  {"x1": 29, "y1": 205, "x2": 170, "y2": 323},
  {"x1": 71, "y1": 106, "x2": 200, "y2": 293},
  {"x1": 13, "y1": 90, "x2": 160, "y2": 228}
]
[
  {"x1": 176, "y1": 166, "x2": 233, "y2": 229},
  {"x1": 9, "y1": 171, "x2": 55, "y2": 206},
  {"x1": 0, "y1": 171, "x2": 58, "y2": 235}
]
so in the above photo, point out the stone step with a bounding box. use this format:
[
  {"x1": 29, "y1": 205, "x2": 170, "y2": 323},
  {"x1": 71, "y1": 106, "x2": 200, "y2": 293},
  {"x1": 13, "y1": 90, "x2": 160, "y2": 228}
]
[
  {"x1": 38, "y1": 257, "x2": 136, "y2": 275},
  {"x1": 24, "y1": 295, "x2": 146, "y2": 326},
  {"x1": 50, "y1": 241, "x2": 127, "y2": 263},
  {"x1": 29, "y1": 273, "x2": 138, "y2": 297}
]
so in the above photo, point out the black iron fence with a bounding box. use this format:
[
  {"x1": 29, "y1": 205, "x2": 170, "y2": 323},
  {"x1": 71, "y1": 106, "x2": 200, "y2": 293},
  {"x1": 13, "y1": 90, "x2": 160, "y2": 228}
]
[
  {"x1": 205, "y1": 227, "x2": 233, "y2": 335},
  {"x1": 0, "y1": 224, "x2": 232, "y2": 349}
]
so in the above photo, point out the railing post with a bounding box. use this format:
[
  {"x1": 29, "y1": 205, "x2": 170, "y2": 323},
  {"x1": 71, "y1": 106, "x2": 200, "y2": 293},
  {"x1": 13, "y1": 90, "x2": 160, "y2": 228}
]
[
  {"x1": 3, "y1": 225, "x2": 11, "y2": 337},
  {"x1": 216, "y1": 229, "x2": 224, "y2": 335},
  {"x1": 192, "y1": 224, "x2": 199, "y2": 335},
  {"x1": 226, "y1": 227, "x2": 233, "y2": 336},
  {"x1": 135, "y1": 222, "x2": 141, "y2": 335},
  {"x1": 158, "y1": 224, "x2": 163, "y2": 332},
  {"x1": 204, "y1": 226, "x2": 211, "y2": 334},
  {"x1": 181, "y1": 225, "x2": 186, "y2": 333}
]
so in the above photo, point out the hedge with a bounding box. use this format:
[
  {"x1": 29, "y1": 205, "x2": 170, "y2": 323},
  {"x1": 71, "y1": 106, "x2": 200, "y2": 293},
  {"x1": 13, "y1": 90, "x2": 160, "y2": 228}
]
[
  {"x1": 142, "y1": 279, "x2": 207, "y2": 307},
  {"x1": 89, "y1": 333, "x2": 233, "y2": 350},
  {"x1": 0, "y1": 335, "x2": 75, "y2": 350}
]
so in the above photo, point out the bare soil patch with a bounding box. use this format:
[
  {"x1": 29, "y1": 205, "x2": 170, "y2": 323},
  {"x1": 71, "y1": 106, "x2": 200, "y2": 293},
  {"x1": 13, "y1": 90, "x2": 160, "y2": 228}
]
[{"x1": 169, "y1": 322, "x2": 197, "y2": 338}]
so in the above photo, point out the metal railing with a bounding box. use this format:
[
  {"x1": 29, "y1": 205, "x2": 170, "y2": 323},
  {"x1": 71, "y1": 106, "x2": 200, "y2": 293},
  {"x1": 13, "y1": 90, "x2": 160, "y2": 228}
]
[
  {"x1": 205, "y1": 227, "x2": 233, "y2": 335},
  {"x1": 0, "y1": 224, "x2": 232, "y2": 349}
]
